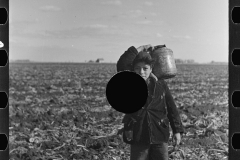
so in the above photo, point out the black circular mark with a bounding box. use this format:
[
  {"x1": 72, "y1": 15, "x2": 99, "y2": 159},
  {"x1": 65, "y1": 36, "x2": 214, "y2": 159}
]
[{"x1": 106, "y1": 71, "x2": 148, "y2": 114}]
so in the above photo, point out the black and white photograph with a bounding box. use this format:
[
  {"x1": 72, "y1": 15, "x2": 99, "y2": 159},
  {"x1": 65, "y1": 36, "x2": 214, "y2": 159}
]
[{"x1": 9, "y1": 0, "x2": 228, "y2": 159}]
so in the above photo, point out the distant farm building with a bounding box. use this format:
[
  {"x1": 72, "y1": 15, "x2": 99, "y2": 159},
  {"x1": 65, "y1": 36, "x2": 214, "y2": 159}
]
[{"x1": 96, "y1": 58, "x2": 104, "y2": 63}]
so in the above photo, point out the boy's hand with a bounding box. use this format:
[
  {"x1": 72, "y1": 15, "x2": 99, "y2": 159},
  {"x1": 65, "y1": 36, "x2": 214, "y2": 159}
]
[
  {"x1": 173, "y1": 133, "x2": 181, "y2": 147},
  {"x1": 125, "y1": 130, "x2": 133, "y2": 140}
]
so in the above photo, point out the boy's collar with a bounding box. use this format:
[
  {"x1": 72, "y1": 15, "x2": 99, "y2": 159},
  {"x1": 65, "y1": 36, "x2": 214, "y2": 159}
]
[{"x1": 146, "y1": 76, "x2": 152, "y2": 86}]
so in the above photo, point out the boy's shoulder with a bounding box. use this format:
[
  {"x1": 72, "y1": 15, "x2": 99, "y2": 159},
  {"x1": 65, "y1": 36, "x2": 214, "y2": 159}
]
[
  {"x1": 156, "y1": 79, "x2": 167, "y2": 87},
  {"x1": 152, "y1": 79, "x2": 167, "y2": 93}
]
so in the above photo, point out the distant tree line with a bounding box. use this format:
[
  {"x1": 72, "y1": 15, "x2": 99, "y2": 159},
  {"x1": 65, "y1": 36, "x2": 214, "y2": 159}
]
[
  {"x1": 10, "y1": 59, "x2": 32, "y2": 63},
  {"x1": 209, "y1": 61, "x2": 227, "y2": 64},
  {"x1": 175, "y1": 59, "x2": 196, "y2": 64}
]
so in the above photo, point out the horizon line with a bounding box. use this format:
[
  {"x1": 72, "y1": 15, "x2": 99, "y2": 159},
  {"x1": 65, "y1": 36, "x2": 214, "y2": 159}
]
[{"x1": 9, "y1": 59, "x2": 228, "y2": 64}]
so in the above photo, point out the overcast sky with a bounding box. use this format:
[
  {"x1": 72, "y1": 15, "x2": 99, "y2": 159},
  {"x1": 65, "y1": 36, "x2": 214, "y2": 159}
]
[{"x1": 9, "y1": 0, "x2": 228, "y2": 63}]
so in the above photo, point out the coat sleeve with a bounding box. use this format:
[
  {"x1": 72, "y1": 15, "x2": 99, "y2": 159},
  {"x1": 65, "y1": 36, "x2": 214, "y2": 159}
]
[
  {"x1": 122, "y1": 114, "x2": 132, "y2": 128},
  {"x1": 122, "y1": 114, "x2": 130, "y2": 123},
  {"x1": 162, "y1": 81, "x2": 185, "y2": 134}
]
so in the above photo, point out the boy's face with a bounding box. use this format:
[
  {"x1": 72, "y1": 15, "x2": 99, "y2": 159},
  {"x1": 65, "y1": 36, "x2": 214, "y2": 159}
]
[{"x1": 133, "y1": 62, "x2": 152, "y2": 81}]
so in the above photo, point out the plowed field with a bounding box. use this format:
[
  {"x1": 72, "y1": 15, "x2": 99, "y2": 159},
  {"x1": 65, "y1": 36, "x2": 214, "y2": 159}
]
[{"x1": 9, "y1": 63, "x2": 228, "y2": 160}]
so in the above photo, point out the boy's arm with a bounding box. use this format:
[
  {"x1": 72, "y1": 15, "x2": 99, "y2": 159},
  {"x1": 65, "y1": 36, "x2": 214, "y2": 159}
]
[
  {"x1": 162, "y1": 81, "x2": 184, "y2": 134},
  {"x1": 122, "y1": 114, "x2": 131, "y2": 125}
]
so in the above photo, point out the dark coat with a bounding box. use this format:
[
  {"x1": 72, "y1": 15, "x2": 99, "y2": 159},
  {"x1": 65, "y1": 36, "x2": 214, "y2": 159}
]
[{"x1": 122, "y1": 76, "x2": 184, "y2": 144}]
